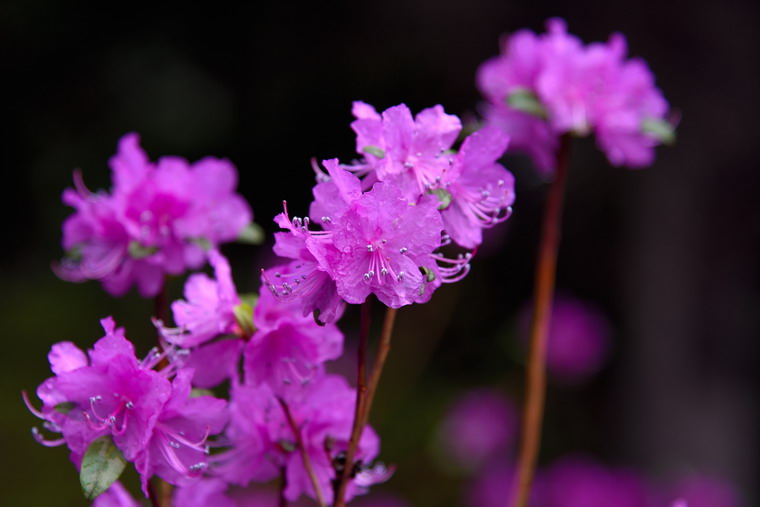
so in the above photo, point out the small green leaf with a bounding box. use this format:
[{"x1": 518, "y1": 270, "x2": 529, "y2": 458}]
[
  {"x1": 429, "y1": 188, "x2": 452, "y2": 210},
  {"x1": 506, "y1": 87, "x2": 548, "y2": 119},
  {"x1": 191, "y1": 388, "x2": 214, "y2": 398},
  {"x1": 238, "y1": 222, "x2": 265, "y2": 245},
  {"x1": 238, "y1": 292, "x2": 259, "y2": 309},
  {"x1": 362, "y1": 145, "x2": 385, "y2": 159},
  {"x1": 80, "y1": 436, "x2": 127, "y2": 500},
  {"x1": 128, "y1": 241, "x2": 158, "y2": 259},
  {"x1": 233, "y1": 302, "x2": 255, "y2": 337},
  {"x1": 278, "y1": 439, "x2": 297, "y2": 453},
  {"x1": 189, "y1": 236, "x2": 213, "y2": 251},
  {"x1": 419, "y1": 266, "x2": 436, "y2": 283},
  {"x1": 641, "y1": 117, "x2": 676, "y2": 145},
  {"x1": 54, "y1": 402, "x2": 75, "y2": 414}
]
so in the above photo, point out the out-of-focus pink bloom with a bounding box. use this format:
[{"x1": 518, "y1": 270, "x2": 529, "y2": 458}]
[
  {"x1": 173, "y1": 478, "x2": 236, "y2": 507},
  {"x1": 438, "y1": 389, "x2": 519, "y2": 472},
  {"x1": 465, "y1": 462, "x2": 518, "y2": 507},
  {"x1": 520, "y1": 295, "x2": 611, "y2": 384},
  {"x1": 57, "y1": 133, "x2": 252, "y2": 297},
  {"x1": 477, "y1": 18, "x2": 673, "y2": 172},
  {"x1": 668, "y1": 473, "x2": 741, "y2": 507},
  {"x1": 532, "y1": 455, "x2": 654, "y2": 507}
]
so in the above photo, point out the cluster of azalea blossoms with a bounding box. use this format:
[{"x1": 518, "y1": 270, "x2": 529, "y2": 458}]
[
  {"x1": 478, "y1": 18, "x2": 673, "y2": 172},
  {"x1": 56, "y1": 133, "x2": 252, "y2": 297},
  {"x1": 264, "y1": 102, "x2": 516, "y2": 322}
]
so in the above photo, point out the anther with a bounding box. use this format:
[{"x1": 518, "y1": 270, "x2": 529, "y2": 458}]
[
  {"x1": 363, "y1": 273, "x2": 371, "y2": 281},
  {"x1": 125, "y1": 401, "x2": 134, "y2": 410},
  {"x1": 367, "y1": 270, "x2": 375, "y2": 278},
  {"x1": 399, "y1": 247, "x2": 408, "y2": 254},
  {"x1": 381, "y1": 268, "x2": 389, "y2": 276},
  {"x1": 367, "y1": 244, "x2": 373, "y2": 252},
  {"x1": 397, "y1": 271, "x2": 405, "y2": 281}
]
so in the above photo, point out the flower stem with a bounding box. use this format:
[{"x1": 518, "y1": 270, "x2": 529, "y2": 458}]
[
  {"x1": 278, "y1": 397, "x2": 326, "y2": 507},
  {"x1": 513, "y1": 134, "x2": 572, "y2": 507},
  {"x1": 279, "y1": 466, "x2": 288, "y2": 507},
  {"x1": 153, "y1": 283, "x2": 173, "y2": 506},
  {"x1": 334, "y1": 305, "x2": 398, "y2": 507}
]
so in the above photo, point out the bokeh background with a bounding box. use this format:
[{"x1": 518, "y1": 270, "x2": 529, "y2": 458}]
[{"x1": 2, "y1": 1, "x2": 758, "y2": 505}]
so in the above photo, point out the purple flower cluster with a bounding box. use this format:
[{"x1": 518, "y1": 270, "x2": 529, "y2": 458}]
[
  {"x1": 265, "y1": 102, "x2": 515, "y2": 322},
  {"x1": 24, "y1": 318, "x2": 227, "y2": 496},
  {"x1": 56, "y1": 133, "x2": 252, "y2": 297},
  {"x1": 478, "y1": 18, "x2": 673, "y2": 172}
]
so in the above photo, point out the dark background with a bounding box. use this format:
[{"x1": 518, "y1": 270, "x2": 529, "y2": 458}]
[{"x1": 2, "y1": 1, "x2": 758, "y2": 505}]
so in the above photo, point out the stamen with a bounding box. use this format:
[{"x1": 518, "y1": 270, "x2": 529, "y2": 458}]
[
  {"x1": 22, "y1": 391, "x2": 46, "y2": 420},
  {"x1": 31, "y1": 427, "x2": 66, "y2": 447},
  {"x1": 397, "y1": 271, "x2": 405, "y2": 281},
  {"x1": 399, "y1": 247, "x2": 408, "y2": 254}
]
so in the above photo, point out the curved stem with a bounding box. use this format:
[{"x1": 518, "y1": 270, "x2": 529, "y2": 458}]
[
  {"x1": 334, "y1": 306, "x2": 398, "y2": 507},
  {"x1": 513, "y1": 135, "x2": 572, "y2": 507},
  {"x1": 278, "y1": 397, "x2": 326, "y2": 507}
]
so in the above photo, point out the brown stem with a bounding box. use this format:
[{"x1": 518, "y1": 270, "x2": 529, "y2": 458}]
[
  {"x1": 334, "y1": 306, "x2": 398, "y2": 507},
  {"x1": 278, "y1": 397, "x2": 326, "y2": 507},
  {"x1": 279, "y1": 466, "x2": 288, "y2": 507},
  {"x1": 334, "y1": 299, "x2": 373, "y2": 506},
  {"x1": 512, "y1": 135, "x2": 572, "y2": 507},
  {"x1": 153, "y1": 282, "x2": 174, "y2": 506}
]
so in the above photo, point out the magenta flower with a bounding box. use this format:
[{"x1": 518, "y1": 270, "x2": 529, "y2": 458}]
[
  {"x1": 350, "y1": 102, "x2": 462, "y2": 201},
  {"x1": 25, "y1": 317, "x2": 228, "y2": 497},
  {"x1": 668, "y1": 473, "x2": 740, "y2": 507},
  {"x1": 437, "y1": 389, "x2": 518, "y2": 472},
  {"x1": 243, "y1": 288, "x2": 344, "y2": 398},
  {"x1": 25, "y1": 317, "x2": 172, "y2": 464},
  {"x1": 520, "y1": 294, "x2": 612, "y2": 385},
  {"x1": 532, "y1": 455, "x2": 655, "y2": 507},
  {"x1": 168, "y1": 249, "x2": 243, "y2": 348},
  {"x1": 477, "y1": 18, "x2": 673, "y2": 172},
  {"x1": 92, "y1": 481, "x2": 139, "y2": 507},
  {"x1": 133, "y1": 368, "x2": 228, "y2": 495},
  {"x1": 56, "y1": 133, "x2": 252, "y2": 297},
  {"x1": 220, "y1": 375, "x2": 388, "y2": 504},
  {"x1": 439, "y1": 126, "x2": 515, "y2": 248}
]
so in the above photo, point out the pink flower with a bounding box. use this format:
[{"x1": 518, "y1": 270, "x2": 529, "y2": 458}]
[
  {"x1": 349, "y1": 102, "x2": 461, "y2": 201},
  {"x1": 220, "y1": 375, "x2": 388, "y2": 504},
  {"x1": 168, "y1": 250, "x2": 242, "y2": 348},
  {"x1": 244, "y1": 289, "x2": 344, "y2": 398},
  {"x1": 437, "y1": 389, "x2": 518, "y2": 472},
  {"x1": 133, "y1": 368, "x2": 228, "y2": 495},
  {"x1": 520, "y1": 295, "x2": 612, "y2": 385},
  {"x1": 57, "y1": 133, "x2": 252, "y2": 297},
  {"x1": 477, "y1": 18, "x2": 673, "y2": 172},
  {"x1": 440, "y1": 126, "x2": 515, "y2": 248}
]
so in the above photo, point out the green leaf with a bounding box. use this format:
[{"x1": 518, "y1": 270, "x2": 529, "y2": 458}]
[
  {"x1": 128, "y1": 241, "x2": 158, "y2": 259},
  {"x1": 237, "y1": 222, "x2": 265, "y2": 245},
  {"x1": 233, "y1": 302, "x2": 255, "y2": 336},
  {"x1": 429, "y1": 188, "x2": 452, "y2": 210},
  {"x1": 641, "y1": 117, "x2": 676, "y2": 145},
  {"x1": 419, "y1": 266, "x2": 436, "y2": 283},
  {"x1": 362, "y1": 145, "x2": 385, "y2": 159},
  {"x1": 189, "y1": 236, "x2": 213, "y2": 251},
  {"x1": 191, "y1": 388, "x2": 214, "y2": 398},
  {"x1": 506, "y1": 87, "x2": 548, "y2": 119},
  {"x1": 80, "y1": 436, "x2": 127, "y2": 500},
  {"x1": 278, "y1": 439, "x2": 297, "y2": 453},
  {"x1": 54, "y1": 402, "x2": 75, "y2": 414}
]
